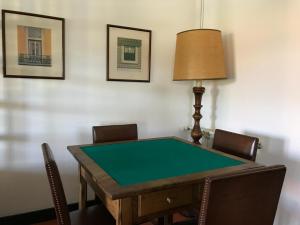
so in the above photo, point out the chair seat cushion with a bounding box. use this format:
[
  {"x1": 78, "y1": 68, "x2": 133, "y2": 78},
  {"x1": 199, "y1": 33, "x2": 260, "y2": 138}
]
[{"x1": 70, "y1": 205, "x2": 115, "y2": 225}]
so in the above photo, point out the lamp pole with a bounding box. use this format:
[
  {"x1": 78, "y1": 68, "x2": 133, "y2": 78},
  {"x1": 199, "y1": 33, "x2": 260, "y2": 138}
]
[{"x1": 191, "y1": 82, "x2": 205, "y2": 144}]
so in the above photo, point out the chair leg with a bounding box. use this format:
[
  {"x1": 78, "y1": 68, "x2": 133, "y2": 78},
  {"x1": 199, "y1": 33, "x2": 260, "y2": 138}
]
[{"x1": 157, "y1": 215, "x2": 173, "y2": 225}]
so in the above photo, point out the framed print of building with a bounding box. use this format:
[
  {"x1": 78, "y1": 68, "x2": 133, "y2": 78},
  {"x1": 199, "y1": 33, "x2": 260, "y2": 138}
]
[
  {"x1": 2, "y1": 10, "x2": 65, "y2": 79},
  {"x1": 107, "y1": 24, "x2": 151, "y2": 82}
]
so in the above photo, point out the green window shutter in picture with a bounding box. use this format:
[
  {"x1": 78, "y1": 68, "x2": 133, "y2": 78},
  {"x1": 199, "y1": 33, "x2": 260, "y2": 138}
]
[{"x1": 117, "y1": 37, "x2": 142, "y2": 70}]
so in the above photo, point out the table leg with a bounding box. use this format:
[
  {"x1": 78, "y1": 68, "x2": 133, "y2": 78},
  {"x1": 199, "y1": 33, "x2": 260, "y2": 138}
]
[
  {"x1": 79, "y1": 166, "x2": 87, "y2": 209},
  {"x1": 117, "y1": 198, "x2": 133, "y2": 225}
]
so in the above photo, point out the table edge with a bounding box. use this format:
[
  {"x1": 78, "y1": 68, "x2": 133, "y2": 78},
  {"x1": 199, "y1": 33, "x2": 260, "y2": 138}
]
[{"x1": 67, "y1": 136, "x2": 262, "y2": 199}]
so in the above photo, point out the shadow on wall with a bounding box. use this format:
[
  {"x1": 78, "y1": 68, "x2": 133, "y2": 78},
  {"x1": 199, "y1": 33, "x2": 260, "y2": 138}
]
[
  {"x1": 0, "y1": 100, "x2": 29, "y2": 167},
  {"x1": 209, "y1": 82, "x2": 218, "y2": 131},
  {"x1": 0, "y1": 169, "x2": 79, "y2": 217},
  {"x1": 245, "y1": 131, "x2": 300, "y2": 225},
  {"x1": 223, "y1": 33, "x2": 236, "y2": 79},
  {"x1": 208, "y1": 33, "x2": 236, "y2": 130}
]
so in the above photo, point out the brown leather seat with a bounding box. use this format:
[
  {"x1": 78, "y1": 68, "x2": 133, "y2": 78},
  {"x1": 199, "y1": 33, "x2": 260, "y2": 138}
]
[
  {"x1": 173, "y1": 165, "x2": 286, "y2": 225},
  {"x1": 92, "y1": 124, "x2": 138, "y2": 144},
  {"x1": 42, "y1": 143, "x2": 115, "y2": 225},
  {"x1": 212, "y1": 129, "x2": 259, "y2": 161}
]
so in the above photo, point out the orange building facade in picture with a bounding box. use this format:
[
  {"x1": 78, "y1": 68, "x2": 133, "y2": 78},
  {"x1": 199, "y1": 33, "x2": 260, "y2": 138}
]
[{"x1": 17, "y1": 25, "x2": 52, "y2": 67}]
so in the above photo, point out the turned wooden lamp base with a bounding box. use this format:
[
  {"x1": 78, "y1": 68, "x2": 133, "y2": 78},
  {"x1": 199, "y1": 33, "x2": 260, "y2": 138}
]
[
  {"x1": 191, "y1": 86, "x2": 205, "y2": 144},
  {"x1": 172, "y1": 30, "x2": 227, "y2": 144}
]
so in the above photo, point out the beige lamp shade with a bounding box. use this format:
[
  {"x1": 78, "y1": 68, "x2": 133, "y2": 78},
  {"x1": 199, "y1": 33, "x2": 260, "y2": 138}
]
[{"x1": 173, "y1": 29, "x2": 226, "y2": 80}]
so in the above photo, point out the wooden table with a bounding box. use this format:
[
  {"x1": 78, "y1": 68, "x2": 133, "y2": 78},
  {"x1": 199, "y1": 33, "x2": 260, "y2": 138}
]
[{"x1": 67, "y1": 137, "x2": 262, "y2": 225}]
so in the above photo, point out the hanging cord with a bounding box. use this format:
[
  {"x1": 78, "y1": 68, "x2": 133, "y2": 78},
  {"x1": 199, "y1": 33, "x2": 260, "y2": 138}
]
[{"x1": 200, "y1": 0, "x2": 205, "y2": 29}]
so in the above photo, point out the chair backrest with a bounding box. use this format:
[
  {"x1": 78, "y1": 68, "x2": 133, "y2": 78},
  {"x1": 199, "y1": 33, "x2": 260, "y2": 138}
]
[
  {"x1": 42, "y1": 143, "x2": 71, "y2": 225},
  {"x1": 92, "y1": 124, "x2": 138, "y2": 144},
  {"x1": 198, "y1": 165, "x2": 286, "y2": 225},
  {"x1": 212, "y1": 129, "x2": 259, "y2": 161}
]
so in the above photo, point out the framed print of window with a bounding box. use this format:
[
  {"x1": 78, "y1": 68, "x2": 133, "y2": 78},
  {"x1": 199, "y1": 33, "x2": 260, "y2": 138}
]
[
  {"x1": 107, "y1": 24, "x2": 151, "y2": 82},
  {"x1": 2, "y1": 10, "x2": 65, "y2": 79}
]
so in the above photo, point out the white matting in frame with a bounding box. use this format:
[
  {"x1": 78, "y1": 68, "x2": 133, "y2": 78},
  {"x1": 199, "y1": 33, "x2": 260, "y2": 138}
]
[
  {"x1": 2, "y1": 10, "x2": 65, "y2": 79},
  {"x1": 107, "y1": 24, "x2": 151, "y2": 82}
]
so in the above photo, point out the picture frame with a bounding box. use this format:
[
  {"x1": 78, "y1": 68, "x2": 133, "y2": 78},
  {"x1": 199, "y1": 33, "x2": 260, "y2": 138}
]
[
  {"x1": 107, "y1": 24, "x2": 151, "y2": 82},
  {"x1": 2, "y1": 10, "x2": 65, "y2": 79}
]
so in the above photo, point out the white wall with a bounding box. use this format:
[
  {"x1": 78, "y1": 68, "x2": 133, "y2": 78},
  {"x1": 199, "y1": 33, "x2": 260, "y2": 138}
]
[
  {"x1": 201, "y1": 0, "x2": 300, "y2": 224},
  {"x1": 0, "y1": 0, "x2": 197, "y2": 216},
  {"x1": 2, "y1": 1, "x2": 299, "y2": 223}
]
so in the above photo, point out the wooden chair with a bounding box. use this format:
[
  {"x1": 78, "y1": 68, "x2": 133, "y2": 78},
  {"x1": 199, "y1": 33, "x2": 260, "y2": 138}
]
[
  {"x1": 92, "y1": 124, "x2": 138, "y2": 144},
  {"x1": 212, "y1": 129, "x2": 259, "y2": 161},
  {"x1": 173, "y1": 165, "x2": 286, "y2": 225},
  {"x1": 42, "y1": 143, "x2": 115, "y2": 225}
]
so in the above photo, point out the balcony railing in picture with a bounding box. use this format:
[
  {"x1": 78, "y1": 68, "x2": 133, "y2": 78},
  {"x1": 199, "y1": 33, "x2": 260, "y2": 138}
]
[{"x1": 18, "y1": 54, "x2": 52, "y2": 66}]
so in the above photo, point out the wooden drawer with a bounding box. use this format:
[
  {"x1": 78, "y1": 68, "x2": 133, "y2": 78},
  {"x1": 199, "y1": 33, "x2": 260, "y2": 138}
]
[{"x1": 138, "y1": 185, "x2": 194, "y2": 216}]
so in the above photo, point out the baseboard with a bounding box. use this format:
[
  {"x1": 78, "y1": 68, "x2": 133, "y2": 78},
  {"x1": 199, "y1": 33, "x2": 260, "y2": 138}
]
[{"x1": 0, "y1": 200, "x2": 97, "y2": 225}]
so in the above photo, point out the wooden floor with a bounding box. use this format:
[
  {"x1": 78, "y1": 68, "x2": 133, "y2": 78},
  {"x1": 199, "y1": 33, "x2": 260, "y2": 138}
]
[
  {"x1": 34, "y1": 221, "x2": 153, "y2": 225},
  {"x1": 33, "y1": 220, "x2": 56, "y2": 225},
  {"x1": 33, "y1": 213, "x2": 187, "y2": 225}
]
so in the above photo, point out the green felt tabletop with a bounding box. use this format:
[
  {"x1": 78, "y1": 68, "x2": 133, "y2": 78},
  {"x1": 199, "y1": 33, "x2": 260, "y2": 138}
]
[{"x1": 80, "y1": 138, "x2": 244, "y2": 186}]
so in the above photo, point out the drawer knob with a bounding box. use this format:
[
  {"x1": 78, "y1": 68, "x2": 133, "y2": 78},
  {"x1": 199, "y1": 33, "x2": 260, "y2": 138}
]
[{"x1": 166, "y1": 197, "x2": 172, "y2": 204}]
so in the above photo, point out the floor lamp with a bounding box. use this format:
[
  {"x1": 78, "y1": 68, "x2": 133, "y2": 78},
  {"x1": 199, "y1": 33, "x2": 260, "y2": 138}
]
[{"x1": 173, "y1": 29, "x2": 227, "y2": 144}]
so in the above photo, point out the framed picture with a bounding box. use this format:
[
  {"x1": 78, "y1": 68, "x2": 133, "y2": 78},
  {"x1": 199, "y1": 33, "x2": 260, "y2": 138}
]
[
  {"x1": 107, "y1": 24, "x2": 151, "y2": 82},
  {"x1": 2, "y1": 10, "x2": 65, "y2": 79}
]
